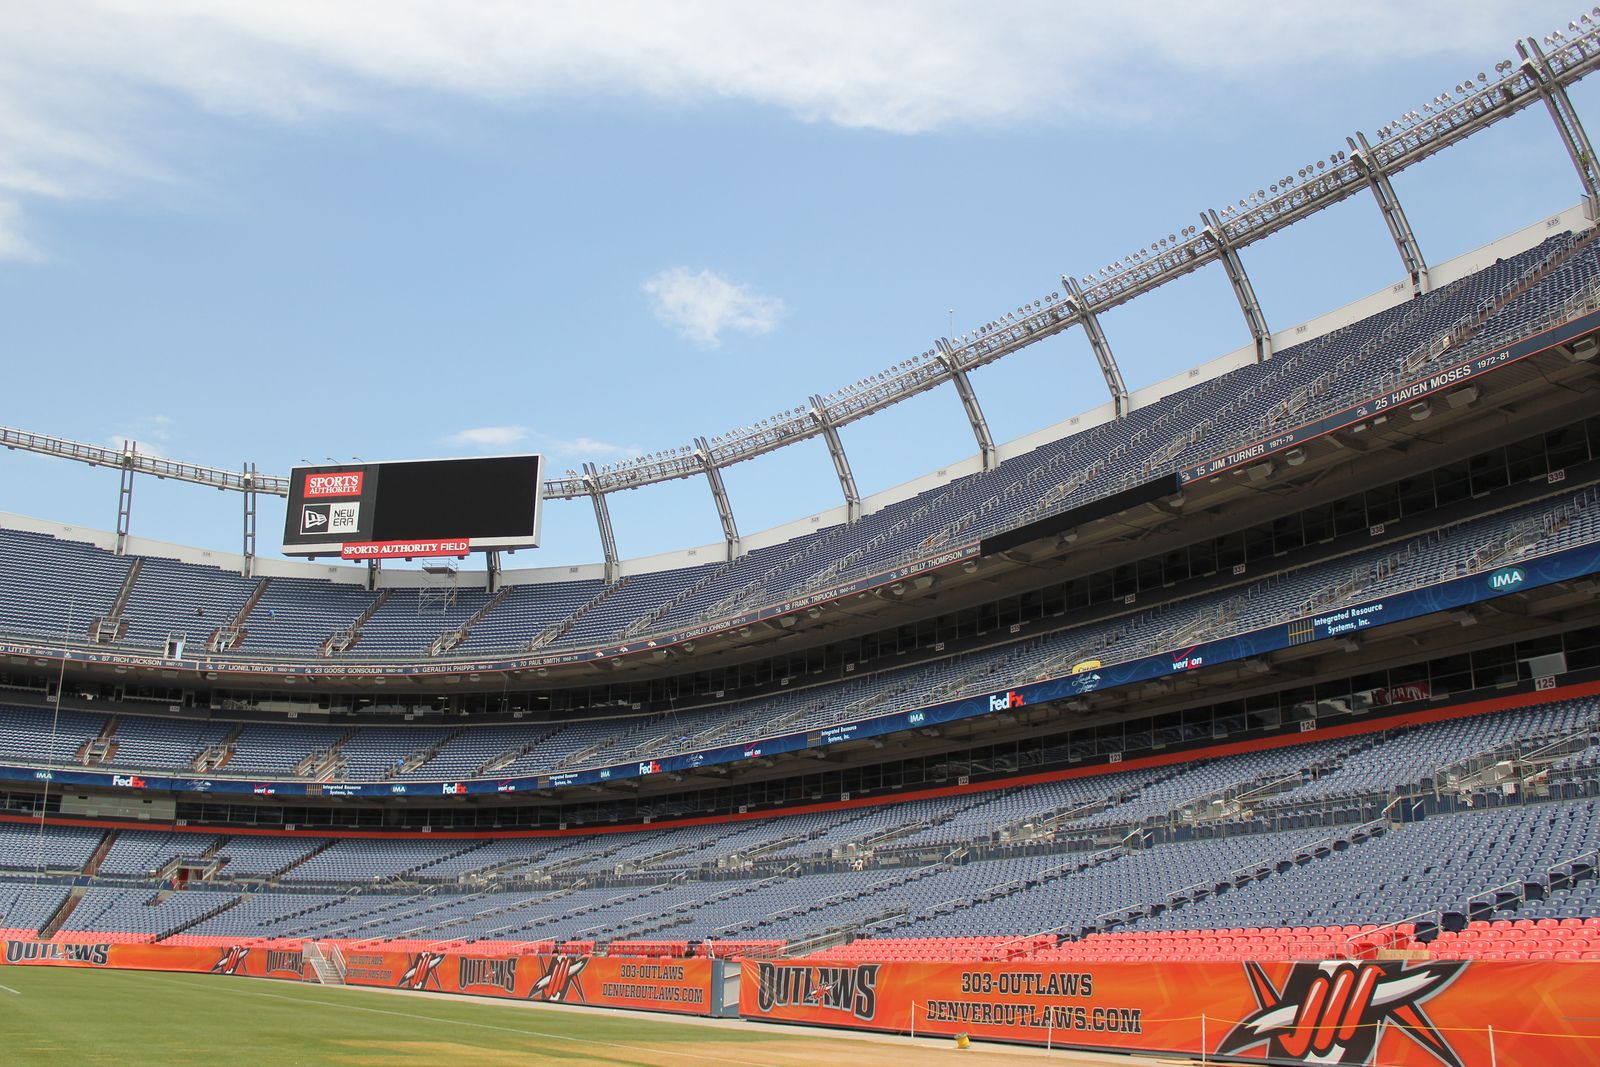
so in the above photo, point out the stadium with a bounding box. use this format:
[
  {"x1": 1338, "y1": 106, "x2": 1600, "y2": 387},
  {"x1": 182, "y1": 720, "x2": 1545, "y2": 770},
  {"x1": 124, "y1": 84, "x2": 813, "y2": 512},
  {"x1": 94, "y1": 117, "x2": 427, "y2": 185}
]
[{"x1": 5, "y1": 9, "x2": 1600, "y2": 1067}]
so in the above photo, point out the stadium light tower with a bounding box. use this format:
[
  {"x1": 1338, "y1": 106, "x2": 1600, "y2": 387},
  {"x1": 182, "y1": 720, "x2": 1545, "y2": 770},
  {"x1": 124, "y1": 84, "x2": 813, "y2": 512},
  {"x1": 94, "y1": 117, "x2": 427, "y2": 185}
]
[
  {"x1": 933, "y1": 338, "x2": 998, "y2": 470},
  {"x1": 1061, "y1": 278, "x2": 1130, "y2": 416},
  {"x1": 581, "y1": 462, "x2": 621, "y2": 583},
  {"x1": 1202, "y1": 210, "x2": 1273, "y2": 362},
  {"x1": 1520, "y1": 36, "x2": 1600, "y2": 216},
  {"x1": 1346, "y1": 131, "x2": 1430, "y2": 296},
  {"x1": 241, "y1": 461, "x2": 258, "y2": 577},
  {"x1": 807, "y1": 395, "x2": 862, "y2": 522},
  {"x1": 115, "y1": 441, "x2": 136, "y2": 555},
  {"x1": 694, "y1": 437, "x2": 742, "y2": 561}
]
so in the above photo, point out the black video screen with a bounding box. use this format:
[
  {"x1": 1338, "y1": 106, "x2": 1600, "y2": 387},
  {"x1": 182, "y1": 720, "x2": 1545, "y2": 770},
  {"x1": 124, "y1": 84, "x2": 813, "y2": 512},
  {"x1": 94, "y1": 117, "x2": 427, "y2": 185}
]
[{"x1": 370, "y1": 456, "x2": 541, "y2": 541}]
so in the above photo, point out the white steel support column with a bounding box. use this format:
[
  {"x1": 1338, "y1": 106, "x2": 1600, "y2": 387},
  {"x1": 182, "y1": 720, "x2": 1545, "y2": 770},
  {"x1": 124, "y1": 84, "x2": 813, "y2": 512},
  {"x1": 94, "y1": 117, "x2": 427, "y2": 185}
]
[
  {"x1": 115, "y1": 441, "x2": 135, "y2": 555},
  {"x1": 241, "y1": 462, "x2": 258, "y2": 577},
  {"x1": 582, "y1": 462, "x2": 621, "y2": 583},
  {"x1": 807, "y1": 395, "x2": 862, "y2": 522},
  {"x1": 1521, "y1": 37, "x2": 1600, "y2": 215},
  {"x1": 1203, "y1": 209, "x2": 1273, "y2": 362},
  {"x1": 1348, "y1": 131, "x2": 1430, "y2": 296},
  {"x1": 1062, "y1": 277, "x2": 1130, "y2": 417},
  {"x1": 694, "y1": 437, "x2": 741, "y2": 561},
  {"x1": 934, "y1": 339, "x2": 997, "y2": 470}
]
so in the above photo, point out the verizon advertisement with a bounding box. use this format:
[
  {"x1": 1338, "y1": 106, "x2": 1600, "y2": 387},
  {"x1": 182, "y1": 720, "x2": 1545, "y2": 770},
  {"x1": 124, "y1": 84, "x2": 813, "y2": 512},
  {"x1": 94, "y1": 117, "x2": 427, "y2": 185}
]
[{"x1": 281, "y1": 455, "x2": 542, "y2": 558}]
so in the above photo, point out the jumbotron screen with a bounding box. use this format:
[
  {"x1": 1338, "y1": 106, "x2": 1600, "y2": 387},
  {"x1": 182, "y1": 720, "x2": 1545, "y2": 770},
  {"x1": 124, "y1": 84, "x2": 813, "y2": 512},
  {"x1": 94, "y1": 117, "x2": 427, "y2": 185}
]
[{"x1": 281, "y1": 455, "x2": 543, "y2": 560}]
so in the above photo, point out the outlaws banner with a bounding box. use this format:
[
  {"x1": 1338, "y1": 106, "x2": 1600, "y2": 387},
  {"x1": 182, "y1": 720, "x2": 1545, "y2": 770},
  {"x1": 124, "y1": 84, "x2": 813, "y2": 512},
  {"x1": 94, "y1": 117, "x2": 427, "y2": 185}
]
[
  {"x1": 1, "y1": 939, "x2": 308, "y2": 980},
  {"x1": 348, "y1": 949, "x2": 720, "y2": 1015},
  {"x1": 0, "y1": 940, "x2": 720, "y2": 1016},
  {"x1": 740, "y1": 958, "x2": 1600, "y2": 1065}
]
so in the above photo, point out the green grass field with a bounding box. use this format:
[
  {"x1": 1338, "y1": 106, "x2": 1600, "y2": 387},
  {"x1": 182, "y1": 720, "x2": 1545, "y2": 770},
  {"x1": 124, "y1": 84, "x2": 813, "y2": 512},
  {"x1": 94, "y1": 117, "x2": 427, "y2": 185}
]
[{"x1": 0, "y1": 967, "x2": 1125, "y2": 1067}]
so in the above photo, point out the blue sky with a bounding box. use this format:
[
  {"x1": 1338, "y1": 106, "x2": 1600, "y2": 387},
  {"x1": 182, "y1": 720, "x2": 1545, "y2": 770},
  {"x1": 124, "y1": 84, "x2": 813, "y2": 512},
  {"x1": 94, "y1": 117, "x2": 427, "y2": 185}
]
[{"x1": 0, "y1": 1, "x2": 1592, "y2": 569}]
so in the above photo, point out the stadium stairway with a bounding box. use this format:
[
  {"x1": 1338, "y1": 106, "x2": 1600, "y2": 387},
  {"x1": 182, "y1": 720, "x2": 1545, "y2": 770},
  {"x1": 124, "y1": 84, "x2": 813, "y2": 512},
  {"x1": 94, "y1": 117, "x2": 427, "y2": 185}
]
[
  {"x1": 321, "y1": 588, "x2": 391, "y2": 655},
  {"x1": 157, "y1": 895, "x2": 243, "y2": 942},
  {"x1": 528, "y1": 578, "x2": 632, "y2": 651},
  {"x1": 83, "y1": 830, "x2": 118, "y2": 876},
  {"x1": 38, "y1": 888, "x2": 86, "y2": 940},
  {"x1": 208, "y1": 576, "x2": 270, "y2": 653},
  {"x1": 272, "y1": 839, "x2": 338, "y2": 880},
  {"x1": 431, "y1": 585, "x2": 513, "y2": 656},
  {"x1": 302, "y1": 942, "x2": 346, "y2": 984}
]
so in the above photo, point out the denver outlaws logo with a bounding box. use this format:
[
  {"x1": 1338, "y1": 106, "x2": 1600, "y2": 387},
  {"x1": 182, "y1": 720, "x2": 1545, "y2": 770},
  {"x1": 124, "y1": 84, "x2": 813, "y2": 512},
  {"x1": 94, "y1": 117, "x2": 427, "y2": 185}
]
[
  {"x1": 459, "y1": 956, "x2": 519, "y2": 994},
  {"x1": 398, "y1": 951, "x2": 447, "y2": 991},
  {"x1": 753, "y1": 962, "x2": 879, "y2": 1021},
  {"x1": 1218, "y1": 960, "x2": 1467, "y2": 1066},
  {"x1": 210, "y1": 946, "x2": 250, "y2": 975},
  {"x1": 265, "y1": 949, "x2": 304, "y2": 976},
  {"x1": 528, "y1": 955, "x2": 589, "y2": 1003}
]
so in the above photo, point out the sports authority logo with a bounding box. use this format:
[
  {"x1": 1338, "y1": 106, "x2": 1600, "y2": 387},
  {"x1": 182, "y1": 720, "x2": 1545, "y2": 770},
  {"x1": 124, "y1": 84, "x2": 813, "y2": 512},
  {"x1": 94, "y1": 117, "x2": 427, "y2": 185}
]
[
  {"x1": 398, "y1": 951, "x2": 447, "y2": 991},
  {"x1": 210, "y1": 946, "x2": 250, "y2": 975},
  {"x1": 753, "y1": 962, "x2": 879, "y2": 1021},
  {"x1": 300, "y1": 502, "x2": 360, "y2": 537},
  {"x1": 1218, "y1": 960, "x2": 1467, "y2": 1067},
  {"x1": 304, "y1": 471, "x2": 364, "y2": 499},
  {"x1": 528, "y1": 955, "x2": 589, "y2": 1003}
]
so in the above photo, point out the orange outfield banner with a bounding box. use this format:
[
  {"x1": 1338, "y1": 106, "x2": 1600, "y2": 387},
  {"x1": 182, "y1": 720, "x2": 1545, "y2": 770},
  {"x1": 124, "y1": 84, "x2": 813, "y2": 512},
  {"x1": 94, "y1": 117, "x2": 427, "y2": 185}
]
[
  {"x1": 738, "y1": 958, "x2": 1600, "y2": 1065},
  {"x1": 345, "y1": 948, "x2": 719, "y2": 1014},
  {"x1": 0, "y1": 939, "x2": 721, "y2": 1016},
  {"x1": 1, "y1": 939, "x2": 310, "y2": 979}
]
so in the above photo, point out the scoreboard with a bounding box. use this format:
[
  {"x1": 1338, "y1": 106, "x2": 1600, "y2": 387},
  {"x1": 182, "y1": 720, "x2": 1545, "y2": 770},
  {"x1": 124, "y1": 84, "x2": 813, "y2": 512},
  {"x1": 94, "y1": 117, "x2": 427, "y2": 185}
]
[{"x1": 281, "y1": 455, "x2": 543, "y2": 560}]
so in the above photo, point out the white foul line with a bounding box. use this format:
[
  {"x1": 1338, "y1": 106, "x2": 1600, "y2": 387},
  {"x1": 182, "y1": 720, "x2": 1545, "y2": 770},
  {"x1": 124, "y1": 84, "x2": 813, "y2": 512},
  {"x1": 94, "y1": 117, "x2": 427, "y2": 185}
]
[{"x1": 0, "y1": 983, "x2": 22, "y2": 995}]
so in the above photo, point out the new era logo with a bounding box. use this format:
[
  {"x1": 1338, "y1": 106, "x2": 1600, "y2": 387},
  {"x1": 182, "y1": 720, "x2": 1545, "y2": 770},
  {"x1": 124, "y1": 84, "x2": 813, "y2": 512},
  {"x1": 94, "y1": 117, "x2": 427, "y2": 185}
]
[{"x1": 301, "y1": 502, "x2": 360, "y2": 536}]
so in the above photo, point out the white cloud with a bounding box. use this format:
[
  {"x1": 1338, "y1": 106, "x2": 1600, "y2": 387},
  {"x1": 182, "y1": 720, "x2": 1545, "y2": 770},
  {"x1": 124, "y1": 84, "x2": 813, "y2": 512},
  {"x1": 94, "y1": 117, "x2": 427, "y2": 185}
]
[
  {"x1": 106, "y1": 413, "x2": 175, "y2": 457},
  {"x1": 444, "y1": 425, "x2": 528, "y2": 450},
  {"x1": 0, "y1": 1, "x2": 1569, "y2": 258},
  {"x1": 545, "y1": 435, "x2": 641, "y2": 459},
  {"x1": 444, "y1": 427, "x2": 640, "y2": 462},
  {"x1": 643, "y1": 267, "x2": 785, "y2": 348}
]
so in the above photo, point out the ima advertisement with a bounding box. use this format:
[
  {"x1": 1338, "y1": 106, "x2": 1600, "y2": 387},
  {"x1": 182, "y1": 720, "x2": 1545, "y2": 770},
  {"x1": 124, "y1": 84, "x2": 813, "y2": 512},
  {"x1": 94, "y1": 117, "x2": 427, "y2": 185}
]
[{"x1": 740, "y1": 958, "x2": 1600, "y2": 1065}]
